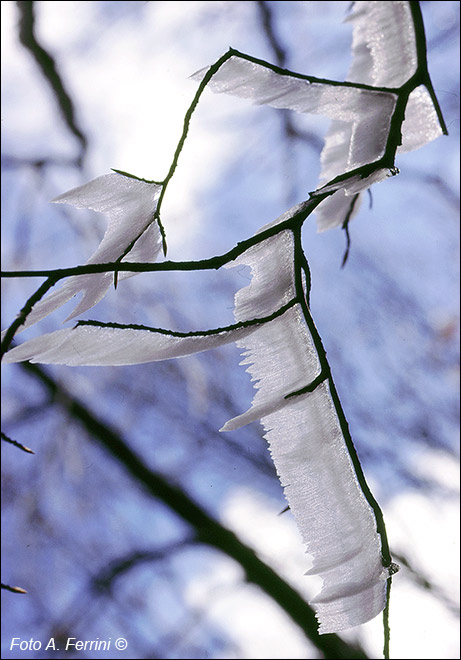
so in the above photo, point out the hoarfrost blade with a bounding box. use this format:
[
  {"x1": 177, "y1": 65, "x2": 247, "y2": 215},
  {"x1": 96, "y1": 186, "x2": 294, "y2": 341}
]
[
  {"x1": 192, "y1": 55, "x2": 396, "y2": 176},
  {"x1": 2, "y1": 322, "x2": 259, "y2": 367},
  {"x1": 192, "y1": 2, "x2": 443, "y2": 233},
  {"x1": 3, "y1": 173, "x2": 162, "y2": 339},
  {"x1": 346, "y1": 0, "x2": 418, "y2": 87},
  {"x1": 223, "y1": 228, "x2": 389, "y2": 633},
  {"x1": 316, "y1": 1, "x2": 443, "y2": 229}
]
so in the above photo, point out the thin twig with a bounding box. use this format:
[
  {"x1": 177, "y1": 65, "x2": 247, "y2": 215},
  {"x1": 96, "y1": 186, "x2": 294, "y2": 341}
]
[
  {"x1": 1, "y1": 276, "x2": 59, "y2": 356},
  {"x1": 1, "y1": 431, "x2": 35, "y2": 454},
  {"x1": 1, "y1": 583, "x2": 27, "y2": 594}
]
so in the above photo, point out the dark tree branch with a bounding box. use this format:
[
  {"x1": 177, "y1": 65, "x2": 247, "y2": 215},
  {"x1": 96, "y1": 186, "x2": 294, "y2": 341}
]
[
  {"x1": 91, "y1": 539, "x2": 196, "y2": 593},
  {"x1": 1, "y1": 153, "x2": 80, "y2": 170},
  {"x1": 1, "y1": 276, "x2": 60, "y2": 357},
  {"x1": 1, "y1": 431, "x2": 35, "y2": 454},
  {"x1": 341, "y1": 194, "x2": 360, "y2": 268},
  {"x1": 16, "y1": 1, "x2": 88, "y2": 165},
  {"x1": 1, "y1": 583, "x2": 27, "y2": 594},
  {"x1": 255, "y1": 1, "x2": 287, "y2": 67},
  {"x1": 391, "y1": 551, "x2": 460, "y2": 616},
  {"x1": 255, "y1": 0, "x2": 323, "y2": 153},
  {"x1": 75, "y1": 298, "x2": 297, "y2": 337}
]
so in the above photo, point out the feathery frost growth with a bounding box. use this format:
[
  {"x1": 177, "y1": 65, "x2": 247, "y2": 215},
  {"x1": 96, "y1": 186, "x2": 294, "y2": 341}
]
[
  {"x1": 4, "y1": 173, "x2": 163, "y2": 334},
  {"x1": 2, "y1": 0, "x2": 446, "y2": 643},
  {"x1": 192, "y1": 1, "x2": 443, "y2": 231}
]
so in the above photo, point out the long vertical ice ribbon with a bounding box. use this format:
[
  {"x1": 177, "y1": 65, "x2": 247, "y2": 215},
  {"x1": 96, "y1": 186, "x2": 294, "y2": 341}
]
[{"x1": 221, "y1": 229, "x2": 389, "y2": 633}]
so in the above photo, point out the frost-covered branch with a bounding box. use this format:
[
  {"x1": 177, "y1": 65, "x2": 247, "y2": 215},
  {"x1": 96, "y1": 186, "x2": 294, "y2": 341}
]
[{"x1": 2, "y1": 1, "x2": 448, "y2": 652}]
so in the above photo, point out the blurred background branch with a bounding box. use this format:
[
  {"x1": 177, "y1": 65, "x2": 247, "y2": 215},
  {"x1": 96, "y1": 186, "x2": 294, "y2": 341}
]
[
  {"x1": 16, "y1": 0, "x2": 88, "y2": 166},
  {"x1": 19, "y1": 360, "x2": 369, "y2": 660}
]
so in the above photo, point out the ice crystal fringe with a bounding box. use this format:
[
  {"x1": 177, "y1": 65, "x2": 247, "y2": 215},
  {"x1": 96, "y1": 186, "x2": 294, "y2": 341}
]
[
  {"x1": 222, "y1": 229, "x2": 392, "y2": 633},
  {"x1": 2, "y1": 173, "x2": 162, "y2": 337},
  {"x1": 191, "y1": 1, "x2": 443, "y2": 231},
  {"x1": 2, "y1": 322, "x2": 258, "y2": 367}
]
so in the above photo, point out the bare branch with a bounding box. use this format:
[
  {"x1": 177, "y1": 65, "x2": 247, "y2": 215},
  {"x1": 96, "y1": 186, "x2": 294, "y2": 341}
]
[
  {"x1": 1, "y1": 583, "x2": 27, "y2": 594},
  {"x1": 91, "y1": 538, "x2": 196, "y2": 593},
  {"x1": 1, "y1": 431, "x2": 35, "y2": 454}
]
